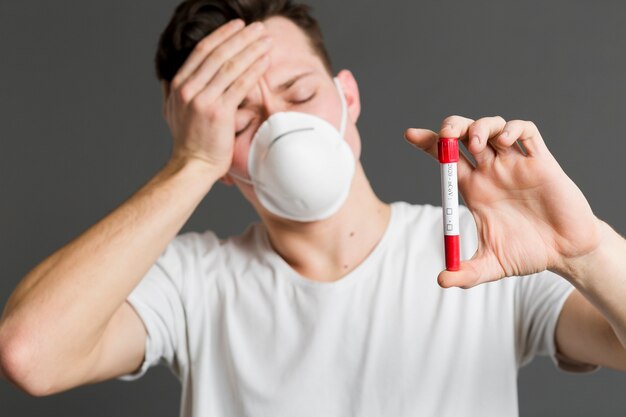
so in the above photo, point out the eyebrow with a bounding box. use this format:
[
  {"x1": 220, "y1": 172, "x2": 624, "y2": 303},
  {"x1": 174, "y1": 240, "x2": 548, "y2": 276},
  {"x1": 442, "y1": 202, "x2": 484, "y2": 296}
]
[
  {"x1": 275, "y1": 71, "x2": 315, "y2": 92},
  {"x1": 239, "y1": 71, "x2": 315, "y2": 109}
]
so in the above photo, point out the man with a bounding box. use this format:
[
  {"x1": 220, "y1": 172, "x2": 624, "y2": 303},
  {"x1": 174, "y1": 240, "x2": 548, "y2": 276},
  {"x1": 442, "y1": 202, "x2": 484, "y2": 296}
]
[{"x1": 0, "y1": 0, "x2": 625, "y2": 416}]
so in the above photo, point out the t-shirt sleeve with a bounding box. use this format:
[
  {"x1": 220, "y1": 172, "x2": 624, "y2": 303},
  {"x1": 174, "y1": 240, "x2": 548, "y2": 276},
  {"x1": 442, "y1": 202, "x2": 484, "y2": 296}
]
[
  {"x1": 513, "y1": 270, "x2": 598, "y2": 373},
  {"x1": 118, "y1": 230, "x2": 221, "y2": 381}
]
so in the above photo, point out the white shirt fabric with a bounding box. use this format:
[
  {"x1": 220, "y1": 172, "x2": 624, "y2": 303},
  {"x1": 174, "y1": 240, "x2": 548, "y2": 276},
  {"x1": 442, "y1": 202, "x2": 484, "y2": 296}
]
[{"x1": 120, "y1": 202, "x2": 593, "y2": 417}]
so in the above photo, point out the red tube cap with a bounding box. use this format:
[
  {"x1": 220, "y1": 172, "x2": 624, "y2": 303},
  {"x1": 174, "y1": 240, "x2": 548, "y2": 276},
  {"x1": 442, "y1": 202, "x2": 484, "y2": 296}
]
[{"x1": 438, "y1": 138, "x2": 459, "y2": 164}]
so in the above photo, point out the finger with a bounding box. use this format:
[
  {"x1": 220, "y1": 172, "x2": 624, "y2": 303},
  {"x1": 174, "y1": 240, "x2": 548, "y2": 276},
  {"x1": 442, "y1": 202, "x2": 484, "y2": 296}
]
[
  {"x1": 438, "y1": 115, "x2": 485, "y2": 167},
  {"x1": 465, "y1": 118, "x2": 501, "y2": 165},
  {"x1": 404, "y1": 127, "x2": 474, "y2": 183},
  {"x1": 437, "y1": 252, "x2": 505, "y2": 289},
  {"x1": 438, "y1": 115, "x2": 475, "y2": 145},
  {"x1": 177, "y1": 21, "x2": 267, "y2": 102},
  {"x1": 489, "y1": 119, "x2": 528, "y2": 158},
  {"x1": 467, "y1": 116, "x2": 512, "y2": 161},
  {"x1": 221, "y1": 54, "x2": 271, "y2": 108},
  {"x1": 403, "y1": 128, "x2": 438, "y2": 159},
  {"x1": 497, "y1": 120, "x2": 547, "y2": 157},
  {"x1": 171, "y1": 19, "x2": 245, "y2": 88},
  {"x1": 200, "y1": 36, "x2": 273, "y2": 102}
]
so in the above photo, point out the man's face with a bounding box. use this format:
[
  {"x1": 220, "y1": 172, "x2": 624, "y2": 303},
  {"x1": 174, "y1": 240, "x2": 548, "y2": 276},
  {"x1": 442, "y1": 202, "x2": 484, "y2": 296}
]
[{"x1": 226, "y1": 16, "x2": 362, "y2": 209}]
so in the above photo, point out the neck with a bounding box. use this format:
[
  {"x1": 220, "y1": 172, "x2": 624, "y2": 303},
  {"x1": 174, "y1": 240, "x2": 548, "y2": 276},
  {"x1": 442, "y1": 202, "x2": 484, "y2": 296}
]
[{"x1": 260, "y1": 163, "x2": 391, "y2": 282}]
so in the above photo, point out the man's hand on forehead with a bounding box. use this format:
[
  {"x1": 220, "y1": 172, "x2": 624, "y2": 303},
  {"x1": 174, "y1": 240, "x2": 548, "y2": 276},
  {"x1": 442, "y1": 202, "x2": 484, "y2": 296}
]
[{"x1": 161, "y1": 19, "x2": 273, "y2": 180}]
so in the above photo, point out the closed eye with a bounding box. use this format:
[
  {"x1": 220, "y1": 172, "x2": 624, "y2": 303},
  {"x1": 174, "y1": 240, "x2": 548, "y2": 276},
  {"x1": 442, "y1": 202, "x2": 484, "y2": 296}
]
[
  {"x1": 236, "y1": 91, "x2": 317, "y2": 135},
  {"x1": 235, "y1": 120, "x2": 252, "y2": 137},
  {"x1": 290, "y1": 92, "x2": 316, "y2": 105}
]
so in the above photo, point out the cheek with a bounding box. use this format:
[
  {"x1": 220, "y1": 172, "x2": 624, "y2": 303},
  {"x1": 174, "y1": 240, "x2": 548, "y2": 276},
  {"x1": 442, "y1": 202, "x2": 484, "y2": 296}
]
[
  {"x1": 314, "y1": 90, "x2": 361, "y2": 159},
  {"x1": 231, "y1": 136, "x2": 252, "y2": 177}
]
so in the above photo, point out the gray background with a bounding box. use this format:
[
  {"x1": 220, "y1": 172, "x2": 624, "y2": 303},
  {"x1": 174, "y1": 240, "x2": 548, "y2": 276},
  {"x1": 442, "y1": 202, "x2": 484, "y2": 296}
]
[{"x1": 1, "y1": 0, "x2": 625, "y2": 415}]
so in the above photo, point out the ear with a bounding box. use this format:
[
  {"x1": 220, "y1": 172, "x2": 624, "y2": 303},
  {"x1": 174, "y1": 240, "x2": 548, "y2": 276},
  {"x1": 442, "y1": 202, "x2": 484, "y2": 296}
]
[{"x1": 335, "y1": 69, "x2": 361, "y2": 123}]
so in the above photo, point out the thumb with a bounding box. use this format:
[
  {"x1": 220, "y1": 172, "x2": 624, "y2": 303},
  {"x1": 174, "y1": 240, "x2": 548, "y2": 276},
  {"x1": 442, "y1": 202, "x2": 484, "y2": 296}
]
[
  {"x1": 437, "y1": 253, "x2": 504, "y2": 289},
  {"x1": 404, "y1": 128, "x2": 438, "y2": 159}
]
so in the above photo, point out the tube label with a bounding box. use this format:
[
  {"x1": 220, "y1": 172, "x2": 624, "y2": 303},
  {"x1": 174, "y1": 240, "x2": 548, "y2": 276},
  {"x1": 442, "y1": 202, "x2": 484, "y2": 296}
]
[{"x1": 440, "y1": 162, "x2": 459, "y2": 236}]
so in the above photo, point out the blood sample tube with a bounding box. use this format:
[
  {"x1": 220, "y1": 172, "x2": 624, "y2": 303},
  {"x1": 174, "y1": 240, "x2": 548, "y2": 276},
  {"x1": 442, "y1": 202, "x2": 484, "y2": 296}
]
[{"x1": 438, "y1": 137, "x2": 460, "y2": 271}]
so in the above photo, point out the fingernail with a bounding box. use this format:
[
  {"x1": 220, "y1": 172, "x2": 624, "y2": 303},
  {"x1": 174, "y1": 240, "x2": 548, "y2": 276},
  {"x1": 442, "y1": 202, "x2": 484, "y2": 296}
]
[
  {"x1": 230, "y1": 19, "x2": 244, "y2": 28},
  {"x1": 501, "y1": 131, "x2": 509, "y2": 138},
  {"x1": 472, "y1": 135, "x2": 480, "y2": 144},
  {"x1": 252, "y1": 22, "x2": 265, "y2": 31}
]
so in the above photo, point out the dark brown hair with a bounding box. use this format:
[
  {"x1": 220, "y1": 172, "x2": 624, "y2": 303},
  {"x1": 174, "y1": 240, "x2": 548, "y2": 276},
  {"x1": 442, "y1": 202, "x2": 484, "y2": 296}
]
[{"x1": 155, "y1": 0, "x2": 332, "y2": 82}]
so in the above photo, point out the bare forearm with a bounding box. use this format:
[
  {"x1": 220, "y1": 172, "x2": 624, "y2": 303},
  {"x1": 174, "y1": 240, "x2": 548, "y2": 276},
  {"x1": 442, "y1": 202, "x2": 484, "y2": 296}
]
[
  {"x1": 560, "y1": 220, "x2": 626, "y2": 348},
  {"x1": 0, "y1": 157, "x2": 217, "y2": 376}
]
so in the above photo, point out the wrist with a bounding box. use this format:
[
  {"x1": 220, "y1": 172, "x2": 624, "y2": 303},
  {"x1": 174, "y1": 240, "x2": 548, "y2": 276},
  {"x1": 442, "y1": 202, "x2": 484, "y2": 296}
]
[
  {"x1": 554, "y1": 220, "x2": 622, "y2": 288},
  {"x1": 164, "y1": 154, "x2": 225, "y2": 184},
  {"x1": 146, "y1": 155, "x2": 221, "y2": 202}
]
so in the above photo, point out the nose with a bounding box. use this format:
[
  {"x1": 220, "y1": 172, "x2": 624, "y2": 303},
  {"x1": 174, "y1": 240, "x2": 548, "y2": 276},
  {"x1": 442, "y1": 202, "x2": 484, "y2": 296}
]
[{"x1": 256, "y1": 78, "x2": 285, "y2": 121}]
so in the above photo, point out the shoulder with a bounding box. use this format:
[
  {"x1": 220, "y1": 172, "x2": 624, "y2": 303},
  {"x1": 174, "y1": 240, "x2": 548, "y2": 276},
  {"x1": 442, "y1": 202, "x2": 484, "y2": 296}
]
[
  {"x1": 165, "y1": 222, "x2": 263, "y2": 258},
  {"x1": 142, "y1": 224, "x2": 264, "y2": 294},
  {"x1": 157, "y1": 229, "x2": 222, "y2": 270}
]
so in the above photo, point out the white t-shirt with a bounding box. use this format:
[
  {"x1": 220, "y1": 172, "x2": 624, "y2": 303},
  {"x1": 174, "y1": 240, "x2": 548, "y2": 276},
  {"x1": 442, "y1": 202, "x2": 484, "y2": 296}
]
[{"x1": 121, "y1": 202, "x2": 594, "y2": 417}]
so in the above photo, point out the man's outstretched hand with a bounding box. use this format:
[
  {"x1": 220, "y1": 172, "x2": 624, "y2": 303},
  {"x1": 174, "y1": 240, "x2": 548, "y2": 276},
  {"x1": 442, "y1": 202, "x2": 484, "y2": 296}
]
[{"x1": 405, "y1": 115, "x2": 603, "y2": 289}]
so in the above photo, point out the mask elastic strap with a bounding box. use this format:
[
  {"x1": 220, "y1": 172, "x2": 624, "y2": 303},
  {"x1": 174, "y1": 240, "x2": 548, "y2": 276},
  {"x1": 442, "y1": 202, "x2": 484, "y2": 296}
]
[
  {"x1": 333, "y1": 77, "x2": 348, "y2": 136},
  {"x1": 228, "y1": 171, "x2": 256, "y2": 186}
]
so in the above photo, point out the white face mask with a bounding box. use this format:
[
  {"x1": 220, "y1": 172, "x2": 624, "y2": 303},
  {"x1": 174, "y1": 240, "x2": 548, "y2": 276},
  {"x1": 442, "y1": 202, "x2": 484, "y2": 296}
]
[{"x1": 231, "y1": 78, "x2": 355, "y2": 222}]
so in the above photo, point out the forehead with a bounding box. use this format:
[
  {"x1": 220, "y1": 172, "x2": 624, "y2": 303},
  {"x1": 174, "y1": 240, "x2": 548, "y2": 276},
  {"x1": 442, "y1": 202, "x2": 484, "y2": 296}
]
[{"x1": 262, "y1": 16, "x2": 329, "y2": 88}]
